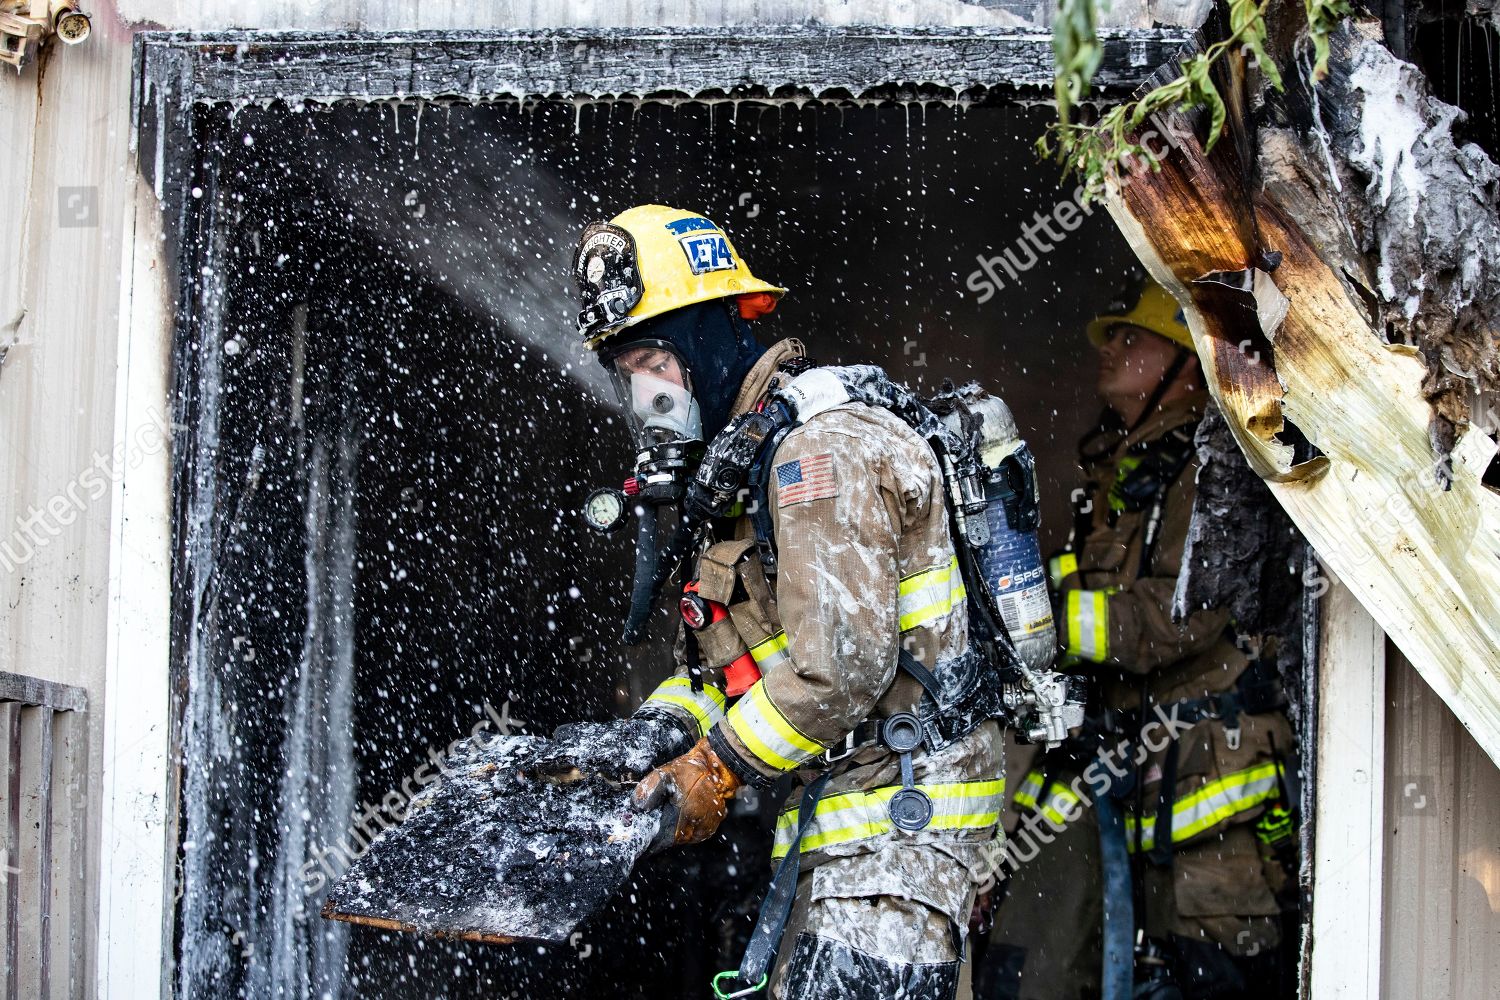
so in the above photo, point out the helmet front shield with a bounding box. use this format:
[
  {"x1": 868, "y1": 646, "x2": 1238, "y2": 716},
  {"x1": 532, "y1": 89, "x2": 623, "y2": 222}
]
[{"x1": 574, "y1": 222, "x2": 645, "y2": 343}]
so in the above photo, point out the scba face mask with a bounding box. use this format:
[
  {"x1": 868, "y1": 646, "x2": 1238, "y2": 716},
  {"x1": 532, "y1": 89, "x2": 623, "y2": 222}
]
[
  {"x1": 627, "y1": 371, "x2": 704, "y2": 447},
  {"x1": 608, "y1": 342, "x2": 704, "y2": 449}
]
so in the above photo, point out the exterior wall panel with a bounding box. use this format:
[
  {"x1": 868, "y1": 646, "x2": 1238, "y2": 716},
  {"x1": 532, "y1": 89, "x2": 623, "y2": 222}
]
[
  {"x1": 0, "y1": 33, "x2": 141, "y2": 1000},
  {"x1": 1382, "y1": 643, "x2": 1500, "y2": 999}
]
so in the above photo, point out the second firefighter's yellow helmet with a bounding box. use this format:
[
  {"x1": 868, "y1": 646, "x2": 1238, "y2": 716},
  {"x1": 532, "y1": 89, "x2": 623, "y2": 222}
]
[
  {"x1": 1086, "y1": 275, "x2": 1192, "y2": 350},
  {"x1": 572, "y1": 204, "x2": 786, "y2": 350}
]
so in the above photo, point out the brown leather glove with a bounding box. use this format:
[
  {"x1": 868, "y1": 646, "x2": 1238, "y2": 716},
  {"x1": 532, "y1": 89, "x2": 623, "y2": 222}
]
[{"x1": 631, "y1": 737, "x2": 742, "y2": 846}]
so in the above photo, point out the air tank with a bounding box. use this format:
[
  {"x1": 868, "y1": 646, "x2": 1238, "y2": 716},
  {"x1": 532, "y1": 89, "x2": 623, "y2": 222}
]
[{"x1": 944, "y1": 394, "x2": 1058, "y2": 671}]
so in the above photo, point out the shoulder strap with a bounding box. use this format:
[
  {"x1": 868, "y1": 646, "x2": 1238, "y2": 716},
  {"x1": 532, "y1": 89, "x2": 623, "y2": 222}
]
[
  {"x1": 746, "y1": 405, "x2": 798, "y2": 574},
  {"x1": 1134, "y1": 422, "x2": 1199, "y2": 579},
  {"x1": 728, "y1": 769, "x2": 835, "y2": 993},
  {"x1": 897, "y1": 647, "x2": 944, "y2": 702}
]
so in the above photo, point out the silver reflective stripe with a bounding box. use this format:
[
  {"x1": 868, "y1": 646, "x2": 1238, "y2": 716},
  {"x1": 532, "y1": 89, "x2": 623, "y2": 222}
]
[
  {"x1": 1065, "y1": 589, "x2": 1108, "y2": 662},
  {"x1": 898, "y1": 556, "x2": 967, "y2": 632},
  {"x1": 749, "y1": 629, "x2": 791, "y2": 671},
  {"x1": 726, "y1": 680, "x2": 824, "y2": 772},
  {"x1": 639, "y1": 675, "x2": 726, "y2": 739},
  {"x1": 1126, "y1": 761, "x2": 1283, "y2": 853},
  {"x1": 771, "y1": 779, "x2": 1004, "y2": 859}
]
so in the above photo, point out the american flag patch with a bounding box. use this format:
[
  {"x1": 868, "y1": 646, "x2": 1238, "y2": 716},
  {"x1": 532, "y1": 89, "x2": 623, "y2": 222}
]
[{"x1": 775, "y1": 453, "x2": 838, "y2": 507}]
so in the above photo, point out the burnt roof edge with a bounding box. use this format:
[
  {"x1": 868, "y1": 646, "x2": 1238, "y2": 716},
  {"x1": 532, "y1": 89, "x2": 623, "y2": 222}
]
[{"x1": 134, "y1": 25, "x2": 1191, "y2": 108}]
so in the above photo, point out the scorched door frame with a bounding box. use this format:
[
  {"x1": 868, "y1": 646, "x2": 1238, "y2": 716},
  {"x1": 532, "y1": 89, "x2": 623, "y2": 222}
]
[{"x1": 124, "y1": 24, "x2": 1186, "y2": 999}]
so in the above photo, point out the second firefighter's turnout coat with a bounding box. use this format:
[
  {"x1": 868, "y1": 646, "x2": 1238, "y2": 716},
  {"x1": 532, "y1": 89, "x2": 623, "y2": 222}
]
[
  {"x1": 635, "y1": 339, "x2": 1004, "y2": 959},
  {"x1": 1018, "y1": 391, "x2": 1292, "y2": 955}
]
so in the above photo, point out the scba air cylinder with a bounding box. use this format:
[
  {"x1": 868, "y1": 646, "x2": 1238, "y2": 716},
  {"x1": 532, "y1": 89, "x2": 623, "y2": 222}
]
[{"x1": 946, "y1": 396, "x2": 1058, "y2": 671}]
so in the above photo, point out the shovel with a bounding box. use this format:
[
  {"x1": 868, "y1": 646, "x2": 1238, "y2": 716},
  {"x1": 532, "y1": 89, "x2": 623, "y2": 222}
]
[{"x1": 321, "y1": 733, "x2": 663, "y2": 944}]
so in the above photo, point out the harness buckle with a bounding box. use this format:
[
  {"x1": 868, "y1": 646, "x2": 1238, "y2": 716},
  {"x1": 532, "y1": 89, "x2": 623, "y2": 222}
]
[
  {"x1": 1225, "y1": 724, "x2": 1242, "y2": 752},
  {"x1": 820, "y1": 730, "x2": 861, "y2": 765}
]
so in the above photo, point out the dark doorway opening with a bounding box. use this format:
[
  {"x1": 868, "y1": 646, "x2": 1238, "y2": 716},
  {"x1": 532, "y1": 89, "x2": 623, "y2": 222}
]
[{"x1": 168, "y1": 92, "x2": 1175, "y2": 999}]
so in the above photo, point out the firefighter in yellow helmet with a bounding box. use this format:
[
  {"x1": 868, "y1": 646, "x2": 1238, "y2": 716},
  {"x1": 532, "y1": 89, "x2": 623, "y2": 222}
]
[
  {"x1": 980, "y1": 274, "x2": 1297, "y2": 1000},
  {"x1": 543, "y1": 205, "x2": 1006, "y2": 1000}
]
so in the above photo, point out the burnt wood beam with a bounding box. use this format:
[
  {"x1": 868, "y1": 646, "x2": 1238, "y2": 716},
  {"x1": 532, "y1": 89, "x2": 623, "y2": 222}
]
[
  {"x1": 0, "y1": 672, "x2": 87, "y2": 714},
  {"x1": 1103, "y1": 12, "x2": 1500, "y2": 768}
]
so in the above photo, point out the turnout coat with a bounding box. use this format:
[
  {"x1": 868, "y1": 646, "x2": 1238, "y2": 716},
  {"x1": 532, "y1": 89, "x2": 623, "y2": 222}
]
[
  {"x1": 1024, "y1": 391, "x2": 1292, "y2": 954},
  {"x1": 636, "y1": 339, "x2": 1004, "y2": 946}
]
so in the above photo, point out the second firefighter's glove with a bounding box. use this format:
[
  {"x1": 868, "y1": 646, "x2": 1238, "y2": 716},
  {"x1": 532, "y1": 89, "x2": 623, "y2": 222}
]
[
  {"x1": 530, "y1": 716, "x2": 693, "y2": 784},
  {"x1": 631, "y1": 737, "x2": 742, "y2": 847}
]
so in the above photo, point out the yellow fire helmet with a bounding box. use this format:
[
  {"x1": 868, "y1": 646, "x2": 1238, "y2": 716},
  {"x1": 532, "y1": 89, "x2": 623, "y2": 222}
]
[
  {"x1": 572, "y1": 204, "x2": 787, "y2": 351},
  {"x1": 1086, "y1": 276, "x2": 1192, "y2": 351}
]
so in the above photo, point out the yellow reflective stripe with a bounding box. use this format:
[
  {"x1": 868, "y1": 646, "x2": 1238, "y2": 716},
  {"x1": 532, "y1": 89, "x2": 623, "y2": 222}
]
[
  {"x1": 1013, "y1": 768, "x2": 1084, "y2": 827},
  {"x1": 1126, "y1": 761, "x2": 1284, "y2": 853},
  {"x1": 898, "y1": 556, "x2": 968, "y2": 632},
  {"x1": 749, "y1": 630, "x2": 790, "y2": 670},
  {"x1": 1165, "y1": 762, "x2": 1283, "y2": 844},
  {"x1": 1048, "y1": 552, "x2": 1079, "y2": 587},
  {"x1": 1065, "y1": 589, "x2": 1109, "y2": 662},
  {"x1": 771, "y1": 779, "x2": 1004, "y2": 858},
  {"x1": 640, "y1": 676, "x2": 726, "y2": 738},
  {"x1": 1012, "y1": 769, "x2": 1046, "y2": 810},
  {"x1": 1034, "y1": 803, "x2": 1071, "y2": 826},
  {"x1": 725, "y1": 680, "x2": 824, "y2": 772}
]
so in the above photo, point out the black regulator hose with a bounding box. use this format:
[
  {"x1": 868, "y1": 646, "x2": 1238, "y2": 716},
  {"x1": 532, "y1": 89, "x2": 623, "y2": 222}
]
[
  {"x1": 622, "y1": 507, "x2": 703, "y2": 645},
  {"x1": 1097, "y1": 792, "x2": 1135, "y2": 1000},
  {"x1": 622, "y1": 506, "x2": 661, "y2": 646}
]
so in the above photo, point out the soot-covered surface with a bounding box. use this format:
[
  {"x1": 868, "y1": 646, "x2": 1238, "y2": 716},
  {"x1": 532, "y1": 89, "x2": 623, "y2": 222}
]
[{"x1": 326, "y1": 735, "x2": 659, "y2": 943}]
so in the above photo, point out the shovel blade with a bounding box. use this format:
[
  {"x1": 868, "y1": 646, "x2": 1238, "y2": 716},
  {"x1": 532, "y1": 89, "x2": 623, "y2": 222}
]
[{"x1": 322, "y1": 734, "x2": 660, "y2": 943}]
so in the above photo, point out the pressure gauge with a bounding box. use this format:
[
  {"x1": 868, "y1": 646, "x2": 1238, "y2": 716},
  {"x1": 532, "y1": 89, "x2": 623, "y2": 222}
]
[{"x1": 582, "y1": 487, "x2": 630, "y2": 533}]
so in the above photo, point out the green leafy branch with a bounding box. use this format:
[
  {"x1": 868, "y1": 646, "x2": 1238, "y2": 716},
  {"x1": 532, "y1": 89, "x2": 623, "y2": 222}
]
[
  {"x1": 1040, "y1": 0, "x2": 1353, "y2": 202},
  {"x1": 1306, "y1": 0, "x2": 1354, "y2": 82}
]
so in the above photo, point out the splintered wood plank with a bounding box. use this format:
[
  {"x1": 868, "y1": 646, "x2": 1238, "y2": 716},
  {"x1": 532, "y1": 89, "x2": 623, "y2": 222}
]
[
  {"x1": 319, "y1": 906, "x2": 516, "y2": 946},
  {"x1": 1102, "y1": 21, "x2": 1500, "y2": 769}
]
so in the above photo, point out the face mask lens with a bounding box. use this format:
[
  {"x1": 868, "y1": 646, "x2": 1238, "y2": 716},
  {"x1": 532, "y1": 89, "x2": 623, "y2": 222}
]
[
  {"x1": 608, "y1": 345, "x2": 702, "y2": 446},
  {"x1": 612, "y1": 345, "x2": 689, "y2": 390}
]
